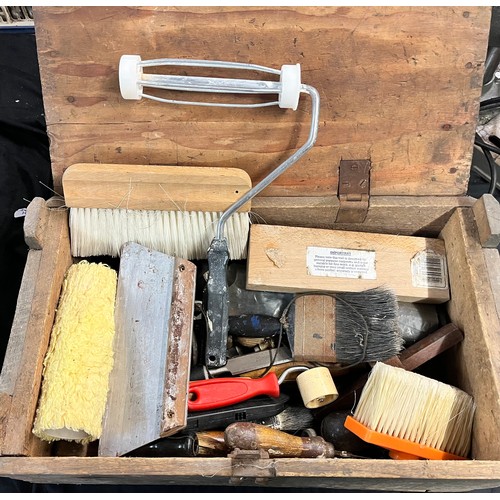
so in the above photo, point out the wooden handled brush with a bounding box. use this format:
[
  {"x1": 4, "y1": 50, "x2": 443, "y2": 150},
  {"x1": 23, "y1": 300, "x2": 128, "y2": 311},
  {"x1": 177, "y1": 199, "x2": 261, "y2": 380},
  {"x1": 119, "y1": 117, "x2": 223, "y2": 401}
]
[
  {"x1": 344, "y1": 362, "x2": 476, "y2": 460},
  {"x1": 62, "y1": 163, "x2": 253, "y2": 260},
  {"x1": 286, "y1": 287, "x2": 404, "y2": 365}
]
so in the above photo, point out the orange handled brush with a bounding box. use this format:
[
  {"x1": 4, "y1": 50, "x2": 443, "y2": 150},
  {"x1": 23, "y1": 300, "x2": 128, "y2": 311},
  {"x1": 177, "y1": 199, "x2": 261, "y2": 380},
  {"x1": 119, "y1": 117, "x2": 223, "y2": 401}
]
[{"x1": 344, "y1": 362, "x2": 476, "y2": 460}]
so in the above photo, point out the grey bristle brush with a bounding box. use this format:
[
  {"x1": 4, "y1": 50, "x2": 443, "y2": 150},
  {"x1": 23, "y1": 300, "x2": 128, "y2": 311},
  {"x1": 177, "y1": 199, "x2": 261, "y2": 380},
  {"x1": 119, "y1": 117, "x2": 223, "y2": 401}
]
[
  {"x1": 286, "y1": 287, "x2": 403, "y2": 365},
  {"x1": 256, "y1": 405, "x2": 315, "y2": 432}
]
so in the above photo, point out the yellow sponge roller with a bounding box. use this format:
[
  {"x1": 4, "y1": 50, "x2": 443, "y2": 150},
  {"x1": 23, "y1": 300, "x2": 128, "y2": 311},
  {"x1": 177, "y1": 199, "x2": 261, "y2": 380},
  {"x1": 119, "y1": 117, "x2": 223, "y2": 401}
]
[{"x1": 33, "y1": 260, "x2": 117, "y2": 443}]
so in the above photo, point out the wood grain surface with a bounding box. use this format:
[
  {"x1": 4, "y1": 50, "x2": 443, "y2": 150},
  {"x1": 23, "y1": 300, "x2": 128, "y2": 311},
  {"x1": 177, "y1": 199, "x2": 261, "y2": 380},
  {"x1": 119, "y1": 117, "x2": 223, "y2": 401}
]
[
  {"x1": 3, "y1": 6, "x2": 496, "y2": 488},
  {"x1": 62, "y1": 163, "x2": 252, "y2": 212},
  {"x1": 247, "y1": 224, "x2": 450, "y2": 302},
  {"x1": 250, "y1": 194, "x2": 475, "y2": 235},
  {"x1": 0, "y1": 199, "x2": 73, "y2": 457},
  {"x1": 292, "y1": 295, "x2": 337, "y2": 363},
  {"x1": 0, "y1": 456, "x2": 500, "y2": 491},
  {"x1": 471, "y1": 193, "x2": 500, "y2": 248},
  {"x1": 441, "y1": 207, "x2": 500, "y2": 461},
  {"x1": 34, "y1": 6, "x2": 489, "y2": 198}
]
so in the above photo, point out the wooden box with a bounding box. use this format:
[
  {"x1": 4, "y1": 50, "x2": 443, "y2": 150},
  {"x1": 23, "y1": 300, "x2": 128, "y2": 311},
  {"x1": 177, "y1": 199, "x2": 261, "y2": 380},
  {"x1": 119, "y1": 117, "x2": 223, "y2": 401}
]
[{"x1": 1, "y1": 6, "x2": 500, "y2": 492}]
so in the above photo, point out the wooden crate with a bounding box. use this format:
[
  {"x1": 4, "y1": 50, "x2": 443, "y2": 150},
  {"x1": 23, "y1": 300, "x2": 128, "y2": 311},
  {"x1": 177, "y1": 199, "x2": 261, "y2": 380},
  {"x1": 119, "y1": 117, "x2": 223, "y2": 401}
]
[{"x1": 1, "y1": 6, "x2": 500, "y2": 492}]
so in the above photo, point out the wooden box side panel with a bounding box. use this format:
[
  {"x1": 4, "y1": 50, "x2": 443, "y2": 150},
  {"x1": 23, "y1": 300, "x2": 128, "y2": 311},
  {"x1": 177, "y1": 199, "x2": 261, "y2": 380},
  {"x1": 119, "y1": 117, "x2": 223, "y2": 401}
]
[
  {"x1": 252, "y1": 194, "x2": 475, "y2": 236},
  {"x1": 34, "y1": 6, "x2": 489, "y2": 197},
  {"x1": 1, "y1": 457, "x2": 500, "y2": 491},
  {"x1": 441, "y1": 207, "x2": 500, "y2": 461},
  {"x1": 0, "y1": 200, "x2": 73, "y2": 456}
]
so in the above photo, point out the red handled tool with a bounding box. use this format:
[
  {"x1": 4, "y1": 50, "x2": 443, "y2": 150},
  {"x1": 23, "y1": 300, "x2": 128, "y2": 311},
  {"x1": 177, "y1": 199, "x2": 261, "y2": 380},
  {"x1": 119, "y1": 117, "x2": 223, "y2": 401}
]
[{"x1": 188, "y1": 373, "x2": 280, "y2": 412}]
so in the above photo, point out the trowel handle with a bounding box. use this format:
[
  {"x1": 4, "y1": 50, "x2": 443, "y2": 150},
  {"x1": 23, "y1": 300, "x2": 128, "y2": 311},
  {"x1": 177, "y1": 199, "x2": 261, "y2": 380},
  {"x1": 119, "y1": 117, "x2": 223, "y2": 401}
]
[
  {"x1": 205, "y1": 237, "x2": 230, "y2": 368},
  {"x1": 188, "y1": 373, "x2": 280, "y2": 412},
  {"x1": 224, "y1": 422, "x2": 336, "y2": 458}
]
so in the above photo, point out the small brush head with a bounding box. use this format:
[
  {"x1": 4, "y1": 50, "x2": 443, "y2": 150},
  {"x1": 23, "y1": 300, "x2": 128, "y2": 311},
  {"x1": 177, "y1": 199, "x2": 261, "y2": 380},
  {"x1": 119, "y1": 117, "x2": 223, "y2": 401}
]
[
  {"x1": 335, "y1": 287, "x2": 403, "y2": 364},
  {"x1": 257, "y1": 405, "x2": 314, "y2": 431},
  {"x1": 349, "y1": 362, "x2": 476, "y2": 459}
]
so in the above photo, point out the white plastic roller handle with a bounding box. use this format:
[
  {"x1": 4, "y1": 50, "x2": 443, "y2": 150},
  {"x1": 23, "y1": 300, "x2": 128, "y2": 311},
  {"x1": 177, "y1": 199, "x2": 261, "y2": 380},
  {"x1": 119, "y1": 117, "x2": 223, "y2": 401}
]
[
  {"x1": 279, "y1": 64, "x2": 301, "y2": 110},
  {"x1": 119, "y1": 55, "x2": 302, "y2": 109},
  {"x1": 119, "y1": 55, "x2": 143, "y2": 100}
]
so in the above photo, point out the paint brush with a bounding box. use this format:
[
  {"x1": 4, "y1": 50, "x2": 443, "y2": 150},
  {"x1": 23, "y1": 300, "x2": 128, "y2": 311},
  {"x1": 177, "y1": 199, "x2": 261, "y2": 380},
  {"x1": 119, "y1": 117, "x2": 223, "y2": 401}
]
[
  {"x1": 286, "y1": 287, "x2": 403, "y2": 364},
  {"x1": 256, "y1": 405, "x2": 314, "y2": 432},
  {"x1": 344, "y1": 362, "x2": 476, "y2": 460}
]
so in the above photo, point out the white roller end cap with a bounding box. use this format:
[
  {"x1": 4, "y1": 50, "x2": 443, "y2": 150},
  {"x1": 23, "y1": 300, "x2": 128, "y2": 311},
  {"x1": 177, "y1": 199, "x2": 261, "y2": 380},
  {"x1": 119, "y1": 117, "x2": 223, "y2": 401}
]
[
  {"x1": 119, "y1": 55, "x2": 143, "y2": 100},
  {"x1": 279, "y1": 64, "x2": 301, "y2": 110}
]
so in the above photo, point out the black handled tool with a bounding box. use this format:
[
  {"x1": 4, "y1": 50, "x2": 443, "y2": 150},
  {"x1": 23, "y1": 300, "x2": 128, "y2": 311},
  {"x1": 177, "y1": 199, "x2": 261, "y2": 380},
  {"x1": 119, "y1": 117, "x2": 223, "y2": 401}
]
[
  {"x1": 187, "y1": 394, "x2": 290, "y2": 432},
  {"x1": 205, "y1": 238, "x2": 230, "y2": 368},
  {"x1": 125, "y1": 433, "x2": 199, "y2": 457}
]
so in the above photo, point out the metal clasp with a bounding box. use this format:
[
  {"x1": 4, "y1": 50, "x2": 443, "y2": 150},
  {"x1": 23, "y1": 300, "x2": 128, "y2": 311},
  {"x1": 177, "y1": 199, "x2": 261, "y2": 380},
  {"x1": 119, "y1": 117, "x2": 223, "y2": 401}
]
[
  {"x1": 336, "y1": 159, "x2": 371, "y2": 223},
  {"x1": 229, "y1": 448, "x2": 276, "y2": 485}
]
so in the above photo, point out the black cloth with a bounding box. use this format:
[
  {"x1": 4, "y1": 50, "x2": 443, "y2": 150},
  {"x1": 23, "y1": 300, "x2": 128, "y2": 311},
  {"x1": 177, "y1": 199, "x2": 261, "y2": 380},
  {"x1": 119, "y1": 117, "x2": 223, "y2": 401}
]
[{"x1": 0, "y1": 31, "x2": 52, "y2": 369}]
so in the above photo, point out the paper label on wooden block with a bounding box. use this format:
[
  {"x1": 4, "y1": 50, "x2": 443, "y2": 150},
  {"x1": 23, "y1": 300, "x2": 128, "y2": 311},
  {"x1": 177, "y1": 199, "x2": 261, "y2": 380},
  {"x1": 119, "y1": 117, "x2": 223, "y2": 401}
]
[
  {"x1": 411, "y1": 250, "x2": 448, "y2": 289},
  {"x1": 306, "y1": 246, "x2": 377, "y2": 279}
]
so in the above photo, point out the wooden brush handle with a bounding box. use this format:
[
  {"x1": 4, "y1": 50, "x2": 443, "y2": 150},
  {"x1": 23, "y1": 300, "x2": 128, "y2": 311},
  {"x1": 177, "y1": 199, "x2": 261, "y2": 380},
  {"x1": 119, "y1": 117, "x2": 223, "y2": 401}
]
[
  {"x1": 224, "y1": 422, "x2": 335, "y2": 458},
  {"x1": 390, "y1": 322, "x2": 464, "y2": 371},
  {"x1": 62, "y1": 163, "x2": 252, "y2": 212}
]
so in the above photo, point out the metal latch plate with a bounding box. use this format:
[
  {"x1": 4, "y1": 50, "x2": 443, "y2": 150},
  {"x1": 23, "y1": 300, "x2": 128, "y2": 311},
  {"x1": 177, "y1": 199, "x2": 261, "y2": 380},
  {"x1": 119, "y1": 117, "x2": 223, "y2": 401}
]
[
  {"x1": 229, "y1": 448, "x2": 276, "y2": 482},
  {"x1": 336, "y1": 159, "x2": 371, "y2": 223}
]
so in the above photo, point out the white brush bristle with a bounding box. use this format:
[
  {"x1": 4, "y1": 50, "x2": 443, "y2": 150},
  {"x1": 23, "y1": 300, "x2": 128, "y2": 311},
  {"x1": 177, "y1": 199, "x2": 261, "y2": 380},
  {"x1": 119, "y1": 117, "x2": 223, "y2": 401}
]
[
  {"x1": 353, "y1": 362, "x2": 476, "y2": 458},
  {"x1": 69, "y1": 208, "x2": 250, "y2": 260}
]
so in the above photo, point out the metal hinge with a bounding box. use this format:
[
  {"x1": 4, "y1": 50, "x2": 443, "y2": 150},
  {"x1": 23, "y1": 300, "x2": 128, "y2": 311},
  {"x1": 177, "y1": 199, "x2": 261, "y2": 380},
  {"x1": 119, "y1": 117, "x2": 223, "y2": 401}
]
[
  {"x1": 336, "y1": 159, "x2": 371, "y2": 223},
  {"x1": 229, "y1": 448, "x2": 276, "y2": 485}
]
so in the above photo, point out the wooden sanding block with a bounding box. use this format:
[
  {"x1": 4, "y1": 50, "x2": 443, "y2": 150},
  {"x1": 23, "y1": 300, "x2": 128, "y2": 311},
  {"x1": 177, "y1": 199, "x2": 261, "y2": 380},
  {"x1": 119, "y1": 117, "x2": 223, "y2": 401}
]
[
  {"x1": 246, "y1": 225, "x2": 450, "y2": 303},
  {"x1": 98, "y1": 242, "x2": 196, "y2": 457}
]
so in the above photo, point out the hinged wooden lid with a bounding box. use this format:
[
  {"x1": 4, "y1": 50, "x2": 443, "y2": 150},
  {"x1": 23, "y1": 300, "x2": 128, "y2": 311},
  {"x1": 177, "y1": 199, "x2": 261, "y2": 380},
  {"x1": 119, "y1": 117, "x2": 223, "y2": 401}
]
[{"x1": 35, "y1": 7, "x2": 490, "y2": 198}]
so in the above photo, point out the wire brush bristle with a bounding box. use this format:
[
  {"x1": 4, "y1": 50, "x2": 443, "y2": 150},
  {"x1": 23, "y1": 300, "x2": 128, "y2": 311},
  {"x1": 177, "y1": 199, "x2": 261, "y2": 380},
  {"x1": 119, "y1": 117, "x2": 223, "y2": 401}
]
[{"x1": 335, "y1": 287, "x2": 403, "y2": 364}]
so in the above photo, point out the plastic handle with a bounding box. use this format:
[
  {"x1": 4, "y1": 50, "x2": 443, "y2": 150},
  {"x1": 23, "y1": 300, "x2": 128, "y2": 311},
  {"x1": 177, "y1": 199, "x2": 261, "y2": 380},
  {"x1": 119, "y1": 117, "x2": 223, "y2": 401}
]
[
  {"x1": 343, "y1": 415, "x2": 466, "y2": 461},
  {"x1": 126, "y1": 433, "x2": 199, "y2": 457},
  {"x1": 188, "y1": 373, "x2": 280, "y2": 412},
  {"x1": 279, "y1": 64, "x2": 301, "y2": 110},
  {"x1": 205, "y1": 237, "x2": 230, "y2": 368},
  {"x1": 119, "y1": 55, "x2": 143, "y2": 100}
]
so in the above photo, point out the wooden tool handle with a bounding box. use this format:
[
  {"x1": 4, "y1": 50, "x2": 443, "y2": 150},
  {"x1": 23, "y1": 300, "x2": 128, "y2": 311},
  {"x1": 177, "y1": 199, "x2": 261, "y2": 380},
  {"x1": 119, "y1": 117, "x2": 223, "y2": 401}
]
[
  {"x1": 397, "y1": 322, "x2": 464, "y2": 371},
  {"x1": 62, "y1": 163, "x2": 252, "y2": 212},
  {"x1": 23, "y1": 197, "x2": 49, "y2": 250},
  {"x1": 224, "y1": 422, "x2": 335, "y2": 458},
  {"x1": 196, "y1": 431, "x2": 228, "y2": 456}
]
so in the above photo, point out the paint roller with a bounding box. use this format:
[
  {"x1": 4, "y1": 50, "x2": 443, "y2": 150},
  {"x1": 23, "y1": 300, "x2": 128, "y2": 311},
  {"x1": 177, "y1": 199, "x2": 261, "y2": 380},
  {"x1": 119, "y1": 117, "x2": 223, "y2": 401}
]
[
  {"x1": 68, "y1": 55, "x2": 319, "y2": 370},
  {"x1": 32, "y1": 261, "x2": 117, "y2": 443}
]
